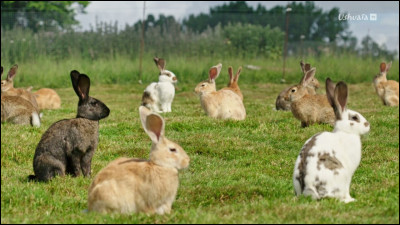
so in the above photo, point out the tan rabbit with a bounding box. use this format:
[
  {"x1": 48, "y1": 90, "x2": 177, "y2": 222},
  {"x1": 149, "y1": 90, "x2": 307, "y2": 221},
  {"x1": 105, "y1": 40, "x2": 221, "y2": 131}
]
[
  {"x1": 373, "y1": 61, "x2": 399, "y2": 106},
  {"x1": 221, "y1": 66, "x2": 243, "y2": 100},
  {"x1": 194, "y1": 63, "x2": 246, "y2": 120},
  {"x1": 1, "y1": 66, "x2": 40, "y2": 127},
  {"x1": 284, "y1": 67, "x2": 335, "y2": 127},
  {"x1": 88, "y1": 106, "x2": 189, "y2": 214},
  {"x1": 276, "y1": 61, "x2": 320, "y2": 111},
  {"x1": 1, "y1": 64, "x2": 39, "y2": 112},
  {"x1": 32, "y1": 88, "x2": 61, "y2": 110}
]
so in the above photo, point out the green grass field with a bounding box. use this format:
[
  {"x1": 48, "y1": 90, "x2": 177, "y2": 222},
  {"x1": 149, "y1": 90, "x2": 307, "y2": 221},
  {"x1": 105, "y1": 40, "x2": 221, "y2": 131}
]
[{"x1": 1, "y1": 78, "x2": 399, "y2": 223}]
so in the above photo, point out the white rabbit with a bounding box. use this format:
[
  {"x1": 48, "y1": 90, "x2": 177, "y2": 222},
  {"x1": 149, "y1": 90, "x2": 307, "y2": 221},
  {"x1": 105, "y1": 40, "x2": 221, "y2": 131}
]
[
  {"x1": 293, "y1": 78, "x2": 370, "y2": 203},
  {"x1": 142, "y1": 57, "x2": 177, "y2": 113}
]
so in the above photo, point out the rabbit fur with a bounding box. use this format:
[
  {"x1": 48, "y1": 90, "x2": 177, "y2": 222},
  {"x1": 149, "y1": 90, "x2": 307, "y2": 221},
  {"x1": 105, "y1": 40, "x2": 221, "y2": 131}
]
[
  {"x1": 194, "y1": 63, "x2": 246, "y2": 120},
  {"x1": 88, "y1": 106, "x2": 190, "y2": 214},
  {"x1": 373, "y1": 61, "x2": 399, "y2": 106},
  {"x1": 1, "y1": 64, "x2": 40, "y2": 112},
  {"x1": 284, "y1": 67, "x2": 335, "y2": 127},
  {"x1": 28, "y1": 70, "x2": 110, "y2": 182},
  {"x1": 276, "y1": 61, "x2": 320, "y2": 111},
  {"x1": 142, "y1": 57, "x2": 177, "y2": 113},
  {"x1": 1, "y1": 66, "x2": 40, "y2": 127},
  {"x1": 32, "y1": 88, "x2": 62, "y2": 110},
  {"x1": 293, "y1": 78, "x2": 370, "y2": 203}
]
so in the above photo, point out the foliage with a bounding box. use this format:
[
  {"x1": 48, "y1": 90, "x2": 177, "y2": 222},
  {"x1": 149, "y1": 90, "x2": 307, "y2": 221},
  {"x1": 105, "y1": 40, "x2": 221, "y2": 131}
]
[
  {"x1": 1, "y1": 82, "x2": 398, "y2": 223},
  {"x1": 1, "y1": 1, "x2": 90, "y2": 32}
]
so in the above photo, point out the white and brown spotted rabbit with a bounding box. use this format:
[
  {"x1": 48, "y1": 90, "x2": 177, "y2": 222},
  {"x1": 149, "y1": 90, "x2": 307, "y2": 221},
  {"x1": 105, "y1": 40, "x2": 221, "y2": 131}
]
[
  {"x1": 28, "y1": 70, "x2": 110, "y2": 182},
  {"x1": 195, "y1": 63, "x2": 246, "y2": 120},
  {"x1": 293, "y1": 78, "x2": 370, "y2": 203},
  {"x1": 276, "y1": 61, "x2": 320, "y2": 111},
  {"x1": 88, "y1": 106, "x2": 190, "y2": 214},
  {"x1": 373, "y1": 61, "x2": 399, "y2": 106}
]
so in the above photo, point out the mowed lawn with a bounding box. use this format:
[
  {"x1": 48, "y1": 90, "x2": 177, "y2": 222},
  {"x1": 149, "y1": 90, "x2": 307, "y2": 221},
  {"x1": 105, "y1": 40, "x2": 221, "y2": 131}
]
[{"x1": 1, "y1": 81, "x2": 399, "y2": 223}]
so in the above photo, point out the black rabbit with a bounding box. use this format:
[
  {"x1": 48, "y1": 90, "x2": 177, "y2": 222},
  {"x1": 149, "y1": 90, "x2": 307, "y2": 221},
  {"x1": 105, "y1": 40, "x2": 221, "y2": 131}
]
[{"x1": 28, "y1": 70, "x2": 110, "y2": 182}]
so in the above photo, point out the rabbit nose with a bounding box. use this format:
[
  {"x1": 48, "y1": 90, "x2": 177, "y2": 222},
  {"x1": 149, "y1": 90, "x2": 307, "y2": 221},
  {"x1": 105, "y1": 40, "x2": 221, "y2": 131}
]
[
  {"x1": 364, "y1": 122, "x2": 369, "y2": 127},
  {"x1": 172, "y1": 77, "x2": 177, "y2": 81}
]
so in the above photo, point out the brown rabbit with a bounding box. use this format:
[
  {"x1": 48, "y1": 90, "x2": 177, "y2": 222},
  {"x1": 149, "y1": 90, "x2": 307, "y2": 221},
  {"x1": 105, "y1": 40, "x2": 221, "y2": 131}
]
[
  {"x1": 276, "y1": 61, "x2": 320, "y2": 111},
  {"x1": 284, "y1": 67, "x2": 335, "y2": 127},
  {"x1": 194, "y1": 63, "x2": 246, "y2": 120},
  {"x1": 32, "y1": 88, "x2": 61, "y2": 110},
  {"x1": 28, "y1": 70, "x2": 110, "y2": 182},
  {"x1": 1, "y1": 64, "x2": 39, "y2": 112},
  {"x1": 1, "y1": 66, "x2": 40, "y2": 127},
  {"x1": 88, "y1": 106, "x2": 190, "y2": 214},
  {"x1": 221, "y1": 66, "x2": 243, "y2": 100},
  {"x1": 373, "y1": 61, "x2": 399, "y2": 106}
]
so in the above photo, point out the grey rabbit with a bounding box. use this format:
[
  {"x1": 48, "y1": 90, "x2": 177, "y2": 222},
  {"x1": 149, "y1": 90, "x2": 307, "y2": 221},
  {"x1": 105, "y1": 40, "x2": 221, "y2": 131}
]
[{"x1": 28, "y1": 70, "x2": 110, "y2": 182}]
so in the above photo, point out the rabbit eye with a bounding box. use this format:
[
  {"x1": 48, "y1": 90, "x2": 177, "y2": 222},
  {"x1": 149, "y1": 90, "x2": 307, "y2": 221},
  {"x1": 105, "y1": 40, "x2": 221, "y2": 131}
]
[
  {"x1": 349, "y1": 114, "x2": 360, "y2": 122},
  {"x1": 291, "y1": 89, "x2": 296, "y2": 93},
  {"x1": 201, "y1": 84, "x2": 206, "y2": 87},
  {"x1": 169, "y1": 148, "x2": 177, "y2": 152}
]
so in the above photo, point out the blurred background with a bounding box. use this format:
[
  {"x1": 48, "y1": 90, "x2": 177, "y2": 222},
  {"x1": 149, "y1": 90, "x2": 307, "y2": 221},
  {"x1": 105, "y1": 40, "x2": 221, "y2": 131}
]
[{"x1": 1, "y1": 1, "x2": 399, "y2": 87}]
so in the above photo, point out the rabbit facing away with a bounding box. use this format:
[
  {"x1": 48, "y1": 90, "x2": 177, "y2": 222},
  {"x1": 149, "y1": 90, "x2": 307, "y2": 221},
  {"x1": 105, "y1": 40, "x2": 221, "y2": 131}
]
[
  {"x1": 373, "y1": 61, "x2": 399, "y2": 106},
  {"x1": 293, "y1": 78, "x2": 370, "y2": 203},
  {"x1": 141, "y1": 57, "x2": 177, "y2": 113},
  {"x1": 284, "y1": 67, "x2": 335, "y2": 127},
  {"x1": 28, "y1": 70, "x2": 110, "y2": 182},
  {"x1": 88, "y1": 106, "x2": 190, "y2": 215},
  {"x1": 1, "y1": 66, "x2": 40, "y2": 127},
  {"x1": 276, "y1": 61, "x2": 320, "y2": 111},
  {"x1": 194, "y1": 63, "x2": 246, "y2": 120},
  {"x1": 221, "y1": 66, "x2": 243, "y2": 100},
  {"x1": 1, "y1": 64, "x2": 39, "y2": 112}
]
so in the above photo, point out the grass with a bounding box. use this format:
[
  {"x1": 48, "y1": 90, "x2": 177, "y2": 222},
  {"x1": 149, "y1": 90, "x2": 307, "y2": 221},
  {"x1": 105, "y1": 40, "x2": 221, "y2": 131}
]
[{"x1": 1, "y1": 78, "x2": 399, "y2": 223}]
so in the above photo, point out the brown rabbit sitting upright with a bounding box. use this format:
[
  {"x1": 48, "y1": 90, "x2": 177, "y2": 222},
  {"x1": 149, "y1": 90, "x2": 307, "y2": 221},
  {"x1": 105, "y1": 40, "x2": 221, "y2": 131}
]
[
  {"x1": 1, "y1": 66, "x2": 40, "y2": 127},
  {"x1": 276, "y1": 61, "x2": 320, "y2": 111},
  {"x1": 88, "y1": 106, "x2": 190, "y2": 215},
  {"x1": 28, "y1": 70, "x2": 110, "y2": 182},
  {"x1": 373, "y1": 61, "x2": 399, "y2": 106},
  {"x1": 1, "y1": 64, "x2": 40, "y2": 112},
  {"x1": 221, "y1": 66, "x2": 243, "y2": 100},
  {"x1": 284, "y1": 67, "x2": 335, "y2": 127}
]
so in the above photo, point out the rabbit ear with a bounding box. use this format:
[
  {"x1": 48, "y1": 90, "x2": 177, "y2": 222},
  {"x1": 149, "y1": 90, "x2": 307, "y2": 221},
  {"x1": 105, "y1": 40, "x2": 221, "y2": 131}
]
[
  {"x1": 234, "y1": 66, "x2": 242, "y2": 82},
  {"x1": 7, "y1": 64, "x2": 18, "y2": 81},
  {"x1": 228, "y1": 66, "x2": 233, "y2": 82},
  {"x1": 139, "y1": 106, "x2": 165, "y2": 143},
  {"x1": 334, "y1": 81, "x2": 348, "y2": 116},
  {"x1": 209, "y1": 63, "x2": 222, "y2": 82},
  {"x1": 300, "y1": 68, "x2": 316, "y2": 87},
  {"x1": 326, "y1": 77, "x2": 336, "y2": 108},
  {"x1": 154, "y1": 57, "x2": 166, "y2": 71},
  {"x1": 300, "y1": 61, "x2": 311, "y2": 75},
  {"x1": 386, "y1": 61, "x2": 392, "y2": 72},
  {"x1": 77, "y1": 74, "x2": 90, "y2": 101},
  {"x1": 380, "y1": 62, "x2": 386, "y2": 73}
]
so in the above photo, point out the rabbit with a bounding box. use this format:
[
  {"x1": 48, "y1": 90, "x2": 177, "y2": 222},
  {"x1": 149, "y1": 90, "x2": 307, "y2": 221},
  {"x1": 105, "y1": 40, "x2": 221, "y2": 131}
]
[
  {"x1": 141, "y1": 57, "x2": 177, "y2": 113},
  {"x1": 284, "y1": 67, "x2": 335, "y2": 127},
  {"x1": 88, "y1": 106, "x2": 190, "y2": 215},
  {"x1": 194, "y1": 63, "x2": 246, "y2": 120},
  {"x1": 28, "y1": 70, "x2": 110, "y2": 182},
  {"x1": 1, "y1": 66, "x2": 40, "y2": 127},
  {"x1": 293, "y1": 78, "x2": 370, "y2": 203},
  {"x1": 221, "y1": 66, "x2": 243, "y2": 100},
  {"x1": 276, "y1": 61, "x2": 320, "y2": 111},
  {"x1": 31, "y1": 88, "x2": 62, "y2": 110},
  {"x1": 1, "y1": 64, "x2": 40, "y2": 112},
  {"x1": 373, "y1": 61, "x2": 399, "y2": 106}
]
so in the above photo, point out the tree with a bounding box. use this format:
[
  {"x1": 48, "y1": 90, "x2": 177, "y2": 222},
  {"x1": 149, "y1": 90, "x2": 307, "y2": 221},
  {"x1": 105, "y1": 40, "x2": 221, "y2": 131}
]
[{"x1": 1, "y1": 1, "x2": 90, "y2": 32}]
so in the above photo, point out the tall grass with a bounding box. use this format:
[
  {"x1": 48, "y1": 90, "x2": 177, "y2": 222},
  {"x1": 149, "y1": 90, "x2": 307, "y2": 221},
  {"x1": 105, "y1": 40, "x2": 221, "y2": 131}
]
[{"x1": 1, "y1": 54, "x2": 398, "y2": 89}]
